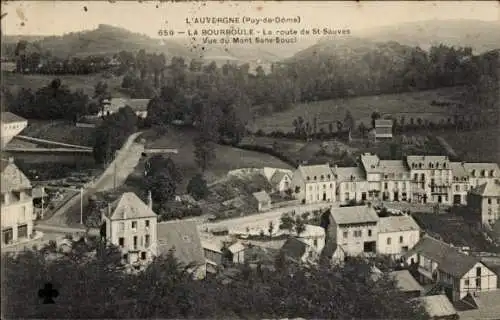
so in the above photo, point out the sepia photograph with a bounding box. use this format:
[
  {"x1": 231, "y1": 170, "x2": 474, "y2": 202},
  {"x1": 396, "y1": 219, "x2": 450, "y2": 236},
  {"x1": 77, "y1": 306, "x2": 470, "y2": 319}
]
[{"x1": 1, "y1": 0, "x2": 499, "y2": 318}]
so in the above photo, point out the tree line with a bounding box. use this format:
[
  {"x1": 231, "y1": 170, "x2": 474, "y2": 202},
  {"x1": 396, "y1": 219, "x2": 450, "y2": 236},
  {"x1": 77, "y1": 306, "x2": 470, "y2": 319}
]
[{"x1": 2, "y1": 239, "x2": 430, "y2": 319}]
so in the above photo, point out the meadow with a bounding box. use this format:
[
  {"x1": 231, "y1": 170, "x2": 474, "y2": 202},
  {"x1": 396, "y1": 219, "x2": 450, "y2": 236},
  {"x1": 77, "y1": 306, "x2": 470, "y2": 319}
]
[
  {"x1": 21, "y1": 120, "x2": 96, "y2": 147},
  {"x1": 439, "y1": 127, "x2": 500, "y2": 164},
  {"x1": 248, "y1": 86, "x2": 467, "y2": 133}
]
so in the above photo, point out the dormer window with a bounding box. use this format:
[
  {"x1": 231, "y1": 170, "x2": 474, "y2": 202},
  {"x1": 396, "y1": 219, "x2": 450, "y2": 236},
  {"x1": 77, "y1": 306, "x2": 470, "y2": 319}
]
[
  {"x1": 419, "y1": 163, "x2": 423, "y2": 169},
  {"x1": 481, "y1": 170, "x2": 486, "y2": 177},
  {"x1": 327, "y1": 174, "x2": 331, "y2": 179},
  {"x1": 443, "y1": 163, "x2": 447, "y2": 169},
  {"x1": 314, "y1": 176, "x2": 317, "y2": 180},
  {"x1": 430, "y1": 163, "x2": 434, "y2": 169},
  {"x1": 320, "y1": 175, "x2": 324, "y2": 180},
  {"x1": 472, "y1": 170, "x2": 476, "y2": 177},
  {"x1": 491, "y1": 170, "x2": 495, "y2": 177},
  {"x1": 435, "y1": 162, "x2": 439, "y2": 169}
]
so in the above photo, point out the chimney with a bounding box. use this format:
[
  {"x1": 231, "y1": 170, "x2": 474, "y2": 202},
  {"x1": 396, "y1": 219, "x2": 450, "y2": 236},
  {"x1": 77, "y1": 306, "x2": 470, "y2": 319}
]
[
  {"x1": 8, "y1": 157, "x2": 14, "y2": 164},
  {"x1": 147, "y1": 190, "x2": 153, "y2": 210}
]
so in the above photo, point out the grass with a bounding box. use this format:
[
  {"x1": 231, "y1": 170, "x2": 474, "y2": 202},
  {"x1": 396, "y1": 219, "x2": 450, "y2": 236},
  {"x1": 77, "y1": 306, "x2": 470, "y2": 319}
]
[
  {"x1": 1, "y1": 71, "x2": 126, "y2": 97},
  {"x1": 21, "y1": 120, "x2": 95, "y2": 147},
  {"x1": 144, "y1": 127, "x2": 293, "y2": 191},
  {"x1": 439, "y1": 127, "x2": 500, "y2": 164},
  {"x1": 249, "y1": 86, "x2": 467, "y2": 133}
]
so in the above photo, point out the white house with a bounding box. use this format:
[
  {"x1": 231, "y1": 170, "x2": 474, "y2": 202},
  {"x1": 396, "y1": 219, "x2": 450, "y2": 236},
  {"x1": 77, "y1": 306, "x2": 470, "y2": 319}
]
[
  {"x1": 270, "y1": 170, "x2": 292, "y2": 193},
  {"x1": 377, "y1": 215, "x2": 420, "y2": 256},
  {"x1": 1, "y1": 112, "x2": 27, "y2": 148},
  {"x1": 291, "y1": 163, "x2": 336, "y2": 204},
  {"x1": 374, "y1": 119, "x2": 393, "y2": 140},
  {"x1": 1, "y1": 157, "x2": 35, "y2": 246},
  {"x1": 334, "y1": 166, "x2": 370, "y2": 204},
  {"x1": 450, "y1": 162, "x2": 470, "y2": 205},
  {"x1": 101, "y1": 192, "x2": 157, "y2": 265},
  {"x1": 297, "y1": 224, "x2": 326, "y2": 254},
  {"x1": 100, "y1": 98, "x2": 150, "y2": 118},
  {"x1": 404, "y1": 235, "x2": 498, "y2": 302},
  {"x1": 406, "y1": 155, "x2": 452, "y2": 204},
  {"x1": 252, "y1": 190, "x2": 272, "y2": 212},
  {"x1": 463, "y1": 163, "x2": 500, "y2": 189}
]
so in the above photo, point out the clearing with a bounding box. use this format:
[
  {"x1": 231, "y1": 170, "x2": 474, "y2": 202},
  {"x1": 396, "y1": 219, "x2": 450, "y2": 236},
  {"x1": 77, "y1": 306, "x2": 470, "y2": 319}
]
[
  {"x1": 2, "y1": 71, "x2": 126, "y2": 97},
  {"x1": 144, "y1": 127, "x2": 293, "y2": 190},
  {"x1": 21, "y1": 120, "x2": 95, "y2": 147},
  {"x1": 249, "y1": 86, "x2": 466, "y2": 133}
]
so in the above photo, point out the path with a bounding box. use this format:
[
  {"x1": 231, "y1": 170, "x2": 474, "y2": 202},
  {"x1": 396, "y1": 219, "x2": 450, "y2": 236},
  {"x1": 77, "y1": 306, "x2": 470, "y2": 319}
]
[
  {"x1": 37, "y1": 132, "x2": 144, "y2": 230},
  {"x1": 16, "y1": 135, "x2": 92, "y2": 150}
]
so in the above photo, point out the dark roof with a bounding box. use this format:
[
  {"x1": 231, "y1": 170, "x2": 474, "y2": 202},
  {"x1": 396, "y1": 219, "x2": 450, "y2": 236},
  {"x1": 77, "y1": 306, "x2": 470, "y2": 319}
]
[
  {"x1": 330, "y1": 205, "x2": 379, "y2": 225},
  {"x1": 157, "y1": 220, "x2": 206, "y2": 266},
  {"x1": 389, "y1": 270, "x2": 424, "y2": 292},
  {"x1": 270, "y1": 170, "x2": 290, "y2": 186},
  {"x1": 457, "y1": 290, "x2": 500, "y2": 320},
  {"x1": 1, "y1": 112, "x2": 26, "y2": 124},
  {"x1": 280, "y1": 237, "x2": 307, "y2": 261},
  {"x1": 404, "y1": 235, "x2": 481, "y2": 278},
  {"x1": 413, "y1": 295, "x2": 457, "y2": 318}
]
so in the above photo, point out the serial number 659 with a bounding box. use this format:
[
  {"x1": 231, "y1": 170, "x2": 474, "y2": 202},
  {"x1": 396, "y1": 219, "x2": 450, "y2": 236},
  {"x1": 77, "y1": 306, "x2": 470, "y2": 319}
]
[{"x1": 158, "y1": 29, "x2": 175, "y2": 36}]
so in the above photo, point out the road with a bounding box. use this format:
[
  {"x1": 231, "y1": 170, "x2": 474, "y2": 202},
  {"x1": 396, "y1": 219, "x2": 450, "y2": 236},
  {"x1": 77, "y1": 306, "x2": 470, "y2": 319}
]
[{"x1": 36, "y1": 132, "x2": 144, "y2": 230}]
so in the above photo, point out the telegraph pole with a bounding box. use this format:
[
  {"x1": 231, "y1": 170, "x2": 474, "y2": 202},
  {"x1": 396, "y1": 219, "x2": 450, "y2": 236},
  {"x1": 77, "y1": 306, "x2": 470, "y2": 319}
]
[{"x1": 80, "y1": 187, "x2": 83, "y2": 225}]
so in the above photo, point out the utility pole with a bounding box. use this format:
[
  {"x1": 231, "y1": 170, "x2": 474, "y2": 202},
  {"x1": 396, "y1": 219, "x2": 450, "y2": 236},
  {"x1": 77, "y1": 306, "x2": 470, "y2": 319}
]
[
  {"x1": 41, "y1": 186, "x2": 45, "y2": 219},
  {"x1": 80, "y1": 187, "x2": 83, "y2": 225}
]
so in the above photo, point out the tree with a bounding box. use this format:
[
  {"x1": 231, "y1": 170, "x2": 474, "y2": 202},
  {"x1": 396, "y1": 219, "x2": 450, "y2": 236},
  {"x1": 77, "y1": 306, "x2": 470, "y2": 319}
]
[
  {"x1": 371, "y1": 111, "x2": 381, "y2": 128},
  {"x1": 186, "y1": 174, "x2": 209, "y2": 200},
  {"x1": 193, "y1": 134, "x2": 216, "y2": 173},
  {"x1": 279, "y1": 212, "x2": 295, "y2": 234},
  {"x1": 268, "y1": 221, "x2": 275, "y2": 238},
  {"x1": 144, "y1": 155, "x2": 182, "y2": 210},
  {"x1": 295, "y1": 217, "x2": 306, "y2": 236},
  {"x1": 358, "y1": 122, "x2": 367, "y2": 138},
  {"x1": 343, "y1": 110, "x2": 355, "y2": 131}
]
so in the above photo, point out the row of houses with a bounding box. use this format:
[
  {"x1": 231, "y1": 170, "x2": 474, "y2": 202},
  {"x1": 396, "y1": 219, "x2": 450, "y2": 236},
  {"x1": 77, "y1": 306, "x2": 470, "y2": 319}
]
[{"x1": 284, "y1": 154, "x2": 500, "y2": 226}]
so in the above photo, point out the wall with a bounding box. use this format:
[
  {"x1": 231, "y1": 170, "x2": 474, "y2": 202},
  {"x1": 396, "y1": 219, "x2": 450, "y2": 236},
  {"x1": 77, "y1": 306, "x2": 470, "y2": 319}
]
[
  {"x1": 304, "y1": 180, "x2": 336, "y2": 204},
  {"x1": 451, "y1": 181, "x2": 469, "y2": 205},
  {"x1": 377, "y1": 229, "x2": 420, "y2": 256},
  {"x1": 337, "y1": 180, "x2": 370, "y2": 204},
  {"x1": 290, "y1": 169, "x2": 305, "y2": 202},
  {"x1": 1, "y1": 194, "x2": 34, "y2": 243},
  {"x1": 480, "y1": 196, "x2": 500, "y2": 226},
  {"x1": 1, "y1": 121, "x2": 28, "y2": 148},
  {"x1": 110, "y1": 216, "x2": 157, "y2": 259},
  {"x1": 451, "y1": 262, "x2": 497, "y2": 301},
  {"x1": 331, "y1": 222, "x2": 378, "y2": 256}
]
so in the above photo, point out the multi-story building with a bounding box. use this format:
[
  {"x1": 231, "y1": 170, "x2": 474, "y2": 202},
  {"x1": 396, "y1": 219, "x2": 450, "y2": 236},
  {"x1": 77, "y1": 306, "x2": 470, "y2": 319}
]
[
  {"x1": 404, "y1": 235, "x2": 498, "y2": 302},
  {"x1": 101, "y1": 192, "x2": 158, "y2": 265},
  {"x1": 406, "y1": 155, "x2": 452, "y2": 204},
  {"x1": 450, "y1": 162, "x2": 470, "y2": 205},
  {"x1": 359, "y1": 154, "x2": 412, "y2": 202},
  {"x1": 377, "y1": 215, "x2": 420, "y2": 257},
  {"x1": 463, "y1": 163, "x2": 500, "y2": 189},
  {"x1": 290, "y1": 163, "x2": 336, "y2": 204},
  {"x1": 1, "y1": 112, "x2": 28, "y2": 148},
  {"x1": 333, "y1": 166, "x2": 370, "y2": 204},
  {"x1": 467, "y1": 180, "x2": 500, "y2": 226},
  {"x1": 1, "y1": 157, "x2": 34, "y2": 246},
  {"x1": 321, "y1": 205, "x2": 379, "y2": 256}
]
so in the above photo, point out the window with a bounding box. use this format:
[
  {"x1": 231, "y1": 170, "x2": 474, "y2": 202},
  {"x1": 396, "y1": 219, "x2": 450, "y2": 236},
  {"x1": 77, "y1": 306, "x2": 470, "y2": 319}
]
[
  {"x1": 321, "y1": 175, "x2": 324, "y2": 180},
  {"x1": 314, "y1": 176, "x2": 317, "y2": 180},
  {"x1": 465, "y1": 279, "x2": 470, "y2": 286},
  {"x1": 118, "y1": 237, "x2": 124, "y2": 247},
  {"x1": 330, "y1": 183, "x2": 333, "y2": 188},
  {"x1": 353, "y1": 230, "x2": 362, "y2": 237},
  {"x1": 133, "y1": 236, "x2": 138, "y2": 249},
  {"x1": 308, "y1": 251, "x2": 313, "y2": 258},
  {"x1": 387, "y1": 237, "x2": 392, "y2": 245},
  {"x1": 414, "y1": 173, "x2": 418, "y2": 181},
  {"x1": 343, "y1": 231, "x2": 348, "y2": 239},
  {"x1": 481, "y1": 170, "x2": 486, "y2": 177},
  {"x1": 490, "y1": 170, "x2": 495, "y2": 177},
  {"x1": 131, "y1": 221, "x2": 137, "y2": 230},
  {"x1": 399, "y1": 236, "x2": 403, "y2": 243},
  {"x1": 488, "y1": 198, "x2": 492, "y2": 205},
  {"x1": 368, "y1": 229, "x2": 372, "y2": 237},
  {"x1": 476, "y1": 267, "x2": 481, "y2": 277},
  {"x1": 327, "y1": 174, "x2": 331, "y2": 179},
  {"x1": 141, "y1": 252, "x2": 147, "y2": 260},
  {"x1": 313, "y1": 239, "x2": 318, "y2": 247},
  {"x1": 455, "y1": 185, "x2": 460, "y2": 192},
  {"x1": 345, "y1": 193, "x2": 350, "y2": 201},
  {"x1": 384, "y1": 182, "x2": 388, "y2": 189},
  {"x1": 476, "y1": 278, "x2": 481, "y2": 288},
  {"x1": 119, "y1": 222, "x2": 125, "y2": 231},
  {"x1": 323, "y1": 184, "x2": 326, "y2": 189}
]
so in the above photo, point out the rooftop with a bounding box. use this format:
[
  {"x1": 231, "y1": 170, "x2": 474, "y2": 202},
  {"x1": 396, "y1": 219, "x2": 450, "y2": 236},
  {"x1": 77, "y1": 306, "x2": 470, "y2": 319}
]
[
  {"x1": 157, "y1": 219, "x2": 206, "y2": 266},
  {"x1": 298, "y1": 163, "x2": 334, "y2": 182},
  {"x1": 457, "y1": 290, "x2": 500, "y2": 320},
  {"x1": 378, "y1": 160, "x2": 409, "y2": 175},
  {"x1": 360, "y1": 154, "x2": 381, "y2": 172},
  {"x1": 378, "y1": 215, "x2": 420, "y2": 233},
  {"x1": 450, "y1": 162, "x2": 469, "y2": 179},
  {"x1": 404, "y1": 235, "x2": 481, "y2": 278},
  {"x1": 470, "y1": 180, "x2": 500, "y2": 197},
  {"x1": 106, "y1": 192, "x2": 156, "y2": 220},
  {"x1": 270, "y1": 170, "x2": 291, "y2": 186},
  {"x1": 374, "y1": 119, "x2": 393, "y2": 127},
  {"x1": 389, "y1": 270, "x2": 424, "y2": 293},
  {"x1": 252, "y1": 190, "x2": 271, "y2": 203},
  {"x1": 463, "y1": 162, "x2": 499, "y2": 174},
  {"x1": 1, "y1": 158, "x2": 32, "y2": 194},
  {"x1": 1, "y1": 111, "x2": 27, "y2": 124},
  {"x1": 406, "y1": 155, "x2": 450, "y2": 170},
  {"x1": 413, "y1": 295, "x2": 457, "y2": 318},
  {"x1": 329, "y1": 205, "x2": 379, "y2": 225},
  {"x1": 298, "y1": 224, "x2": 325, "y2": 238},
  {"x1": 334, "y1": 166, "x2": 365, "y2": 182},
  {"x1": 280, "y1": 237, "x2": 307, "y2": 261}
]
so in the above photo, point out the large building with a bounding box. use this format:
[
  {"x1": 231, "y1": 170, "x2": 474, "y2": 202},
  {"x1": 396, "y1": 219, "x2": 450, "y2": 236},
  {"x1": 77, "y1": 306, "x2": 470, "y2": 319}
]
[
  {"x1": 101, "y1": 192, "x2": 158, "y2": 265},
  {"x1": 377, "y1": 215, "x2": 421, "y2": 257},
  {"x1": 322, "y1": 205, "x2": 379, "y2": 256},
  {"x1": 463, "y1": 163, "x2": 500, "y2": 189},
  {"x1": 450, "y1": 162, "x2": 470, "y2": 205},
  {"x1": 467, "y1": 180, "x2": 500, "y2": 226},
  {"x1": 406, "y1": 155, "x2": 452, "y2": 204},
  {"x1": 290, "y1": 163, "x2": 336, "y2": 204},
  {"x1": 334, "y1": 166, "x2": 370, "y2": 205},
  {"x1": 1, "y1": 112, "x2": 27, "y2": 148},
  {"x1": 1, "y1": 157, "x2": 35, "y2": 246}
]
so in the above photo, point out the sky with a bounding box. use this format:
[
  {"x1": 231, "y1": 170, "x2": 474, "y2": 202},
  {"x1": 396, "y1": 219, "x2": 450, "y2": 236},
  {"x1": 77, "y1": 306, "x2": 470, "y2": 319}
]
[{"x1": 1, "y1": 1, "x2": 499, "y2": 37}]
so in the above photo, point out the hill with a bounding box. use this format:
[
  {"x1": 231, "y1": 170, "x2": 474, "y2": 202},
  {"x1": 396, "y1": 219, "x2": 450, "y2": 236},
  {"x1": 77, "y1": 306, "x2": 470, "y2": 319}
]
[
  {"x1": 359, "y1": 19, "x2": 500, "y2": 54},
  {"x1": 2, "y1": 24, "x2": 195, "y2": 59}
]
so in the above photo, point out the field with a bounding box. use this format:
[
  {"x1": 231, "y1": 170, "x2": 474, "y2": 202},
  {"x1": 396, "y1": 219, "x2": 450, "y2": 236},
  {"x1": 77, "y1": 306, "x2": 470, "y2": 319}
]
[
  {"x1": 439, "y1": 127, "x2": 500, "y2": 164},
  {"x1": 249, "y1": 86, "x2": 466, "y2": 133},
  {"x1": 21, "y1": 120, "x2": 95, "y2": 147},
  {"x1": 2, "y1": 71, "x2": 126, "y2": 97},
  {"x1": 144, "y1": 127, "x2": 293, "y2": 190}
]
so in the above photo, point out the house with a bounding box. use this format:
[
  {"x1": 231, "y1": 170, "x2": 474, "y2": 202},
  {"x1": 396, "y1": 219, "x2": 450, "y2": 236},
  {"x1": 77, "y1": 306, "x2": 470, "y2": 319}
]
[
  {"x1": 252, "y1": 190, "x2": 272, "y2": 212},
  {"x1": 406, "y1": 155, "x2": 452, "y2": 204},
  {"x1": 378, "y1": 160, "x2": 412, "y2": 202},
  {"x1": 203, "y1": 237, "x2": 246, "y2": 271},
  {"x1": 333, "y1": 166, "x2": 369, "y2": 204},
  {"x1": 456, "y1": 290, "x2": 500, "y2": 320},
  {"x1": 404, "y1": 235, "x2": 498, "y2": 301},
  {"x1": 99, "y1": 98, "x2": 150, "y2": 118},
  {"x1": 101, "y1": 192, "x2": 157, "y2": 265},
  {"x1": 1, "y1": 112, "x2": 27, "y2": 147},
  {"x1": 450, "y1": 162, "x2": 470, "y2": 205},
  {"x1": 157, "y1": 219, "x2": 207, "y2": 280},
  {"x1": 297, "y1": 224, "x2": 326, "y2": 254},
  {"x1": 290, "y1": 163, "x2": 336, "y2": 204},
  {"x1": 270, "y1": 170, "x2": 292, "y2": 193},
  {"x1": 463, "y1": 163, "x2": 499, "y2": 189},
  {"x1": 1, "y1": 157, "x2": 35, "y2": 246},
  {"x1": 377, "y1": 215, "x2": 420, "y2": 256},
  {"x1": 389, "y1": 270, "x2": 425, "y2": 298},
  {"x1": 467, "y1": 180, "x2": 500, "y2": 226},
  {"x1": 413, "y1": 295, "x2": 458, "y2": 320},
  {"x1": 280, "y1": 237, "x2": 319, "y2": 264},
  {"x1": 321, "y1": 205, "x2": 379, "y2": 256},
  {"x1": 373, "y1": 119, "x2": 393, "y2": 140}
]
